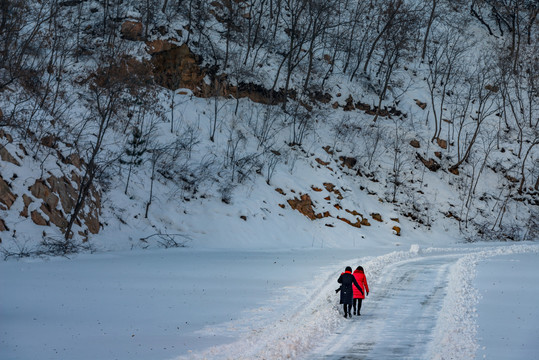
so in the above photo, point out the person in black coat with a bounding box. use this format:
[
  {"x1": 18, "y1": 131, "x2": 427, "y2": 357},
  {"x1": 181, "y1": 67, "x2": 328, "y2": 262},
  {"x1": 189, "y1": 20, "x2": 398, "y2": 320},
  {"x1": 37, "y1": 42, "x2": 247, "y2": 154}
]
[{"x1": 337, "y1": 266, "x2": 363, "y2": 318}]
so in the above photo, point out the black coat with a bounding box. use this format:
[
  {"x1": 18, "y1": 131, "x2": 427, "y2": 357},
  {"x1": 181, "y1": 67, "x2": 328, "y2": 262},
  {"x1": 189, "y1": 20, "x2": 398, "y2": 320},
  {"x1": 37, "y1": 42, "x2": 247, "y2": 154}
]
[{"x1": 338, "y1": 272, "x2": 363, "y2": 305}]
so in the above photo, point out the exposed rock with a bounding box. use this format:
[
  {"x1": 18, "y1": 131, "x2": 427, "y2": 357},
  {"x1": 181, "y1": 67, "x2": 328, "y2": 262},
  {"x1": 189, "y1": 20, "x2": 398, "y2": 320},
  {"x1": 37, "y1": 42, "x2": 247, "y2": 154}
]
[
  {"x1": 415, "y1": 99, "x2": 427, "y2": 109},
  {"x1": 47, "y1": 175, "x2": 77, "y2": 214},
  {"x1": 322, "y1": 145, "x2": 334, "y2": 155},
  {"x1": 121, "y1": 20, "x2": 143, "y2": 41},
  {"x1": 31, "y1": 210, "x2": 48, "y2": 226},
  {"x1": 64, "y1": 153, "x2": 83, "y2": 170},
  {"x1": 392, "y1": 226, "x2": 401, "y2": 236},
  {"x1": 315, "y1": 158, "x2": 329, "y2": 166},
  {"x1": 343, "y1": 95, "x2": 355, "y2": 111},
  {"x1": 0, "y1": 176, "x2": 17, "y2": 209},
  {"x1": 0, "y1": 218, "x2": 7, "y2": 231},
  {"x1": 360, "y1": 217, "x2": 371, "y2": 226},
  {"x1": 339, "y1": 156, "x2": 357, "y2": 169},
  {"x1": 0, "y1": 146, "x2": 20, "y2": 166},
  {"x1": 449, "y1": 166, "x2": 460, "y2": 175},
  {"x1": 310, "y1": 91, "x2": 332, "y2": 104},
  {"x1": 334, "y1": 204, "x2": 342, "y2": 210},
  {"x1": 323, "y1": 182, "x2": 336, "y2": 192},
  {"x1": 337, "y1": 216, "x2": 361, "y2": 228},
  {"x1": 20, "y1": 194, "x2": 33, "y2": 218},
  {"x1": 435, "y1": 151, "x2": 442, "y2": 159},
  {"x1": 417, "y1": 154, "x2": 441, "y2": 172},
  {"x1": 437, "y1": 138, "x2": 447, "y2": 149},
  {"x1": 410, "y1": 139, "x2": 420, "y2": 148},
  {"x1": 485, "y1": 84, "x2": 499, "y2": 93},
  {"x1": 287, "y1": 194, "x2": 317, "y2": 220},
  {"x1": 275, "y1": 188, "x2": 286, "y2": 196},
  {"x1": 0, "y1": 129, "x2": 12, "y2": 142},
  {"x1": 311, "y1": 186, "x2": 323, "y2": 192},
  {"x1": 346, "y1": 209, "x2": 362, "y2": 216},
  {"x1": 40, "y1": 134, "x2": 58, "y2": 148},
  {"x1": 391, "y1": 217, "x2": 400, "y2": 222},
  {"x1": 371, "y1": 213, "x2": 383, "y2": 222},
  {"x1": 146, "y1": 39, "x2": 178, "y2": 55},
  {"x1": 323, "y1": 182, "x2": 344, "y2": 200}
]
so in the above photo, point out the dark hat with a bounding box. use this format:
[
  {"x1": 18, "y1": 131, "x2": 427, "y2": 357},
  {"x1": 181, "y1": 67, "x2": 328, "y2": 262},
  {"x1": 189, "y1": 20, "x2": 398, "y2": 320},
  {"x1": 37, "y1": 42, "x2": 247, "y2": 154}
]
[{"x1": 345, "y1": 266, "x2": 352, "y2": 272}]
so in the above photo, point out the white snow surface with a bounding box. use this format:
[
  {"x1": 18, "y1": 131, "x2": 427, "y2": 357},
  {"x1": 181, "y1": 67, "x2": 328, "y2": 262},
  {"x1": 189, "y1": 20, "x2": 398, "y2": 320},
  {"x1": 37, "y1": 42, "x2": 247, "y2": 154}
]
[{"x1": 1, "y1": 242, "x2": 538, "y2": 360}]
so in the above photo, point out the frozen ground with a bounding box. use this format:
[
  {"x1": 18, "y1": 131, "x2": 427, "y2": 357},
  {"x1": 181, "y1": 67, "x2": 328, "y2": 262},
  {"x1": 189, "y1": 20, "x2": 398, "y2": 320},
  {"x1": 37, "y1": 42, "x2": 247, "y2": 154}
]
[{"x1": 1, "y1": 242, "x2": 538, "y2": 360}]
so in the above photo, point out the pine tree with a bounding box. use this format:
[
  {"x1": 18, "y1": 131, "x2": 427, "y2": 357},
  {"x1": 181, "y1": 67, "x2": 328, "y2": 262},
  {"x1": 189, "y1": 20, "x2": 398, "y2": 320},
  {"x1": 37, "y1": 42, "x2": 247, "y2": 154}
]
[{"x1": 121, "y1": 126, "x2": 147, "y2": 195}]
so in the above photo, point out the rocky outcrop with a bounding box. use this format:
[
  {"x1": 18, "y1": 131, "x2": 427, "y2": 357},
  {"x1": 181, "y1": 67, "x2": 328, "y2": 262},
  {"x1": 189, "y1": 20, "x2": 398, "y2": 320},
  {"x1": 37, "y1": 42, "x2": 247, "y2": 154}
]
[
  {"x1": 28, "y1": 173, "x2": 101, "y2": 234},
  {"x1": 121, "y1": 20, "x2": 143, "y2": 41},
  {"x1": 417, "y1": 153, "x2": 441, "y2": 172},
  {"x1": 287, "y1": 194, "x2": 318, "y2": 220},
  {"x1": 0, "y1": 175, "x2": 17, "y2": 210}
]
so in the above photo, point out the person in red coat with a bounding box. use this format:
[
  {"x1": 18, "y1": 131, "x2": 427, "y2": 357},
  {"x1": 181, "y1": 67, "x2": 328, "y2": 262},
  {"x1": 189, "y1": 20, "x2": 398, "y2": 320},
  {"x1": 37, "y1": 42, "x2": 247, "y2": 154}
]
[{"x1": 352, "y1": 266, "x2": 369, "y2": 316}]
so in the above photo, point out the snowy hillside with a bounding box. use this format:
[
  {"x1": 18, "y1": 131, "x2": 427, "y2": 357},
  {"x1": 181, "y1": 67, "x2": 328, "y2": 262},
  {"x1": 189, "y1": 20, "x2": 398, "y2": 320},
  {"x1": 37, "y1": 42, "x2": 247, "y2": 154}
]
[{"x1": 1, "y1": 1, "x2": 538, "y2": 253}]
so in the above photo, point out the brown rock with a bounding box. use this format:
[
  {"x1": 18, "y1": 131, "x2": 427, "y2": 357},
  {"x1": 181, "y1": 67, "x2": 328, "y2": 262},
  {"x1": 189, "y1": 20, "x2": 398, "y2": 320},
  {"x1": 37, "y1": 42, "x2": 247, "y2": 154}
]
[
  {"x1": 437, "y1": 138, "x2": 447, "y2": 149},
  {"x1": 275, "y1": 188, "x2": 286, "y2": 196},
  {"x1": 435, "y1": 151, "x2": 442, "y2": 159},
  {"x1": 47, "y1": 175, "x2": 77, "y2": 214},
  {"x1": 0, "y1": 129, "x2": 12, "y2": 142},
  {"x1": 415, "y1": 99, "x2": 427, "y2": 109},
  {"x1": 40, "y1": 203, "x2": 68, "y2": 229},
  {"x1": 337, "y1": 216, "x2": 361, "y2": 228},
  {"x1": 410, "y1": 139, "x2": 420, "y2": 148},
  {"x1": 0, "y1": 218, "x2": 7, "y2": 231},
  {"x1": 343, "y1": 95, "x2": 355, "y2": 111},
  {"x1": 346, "y1": 209, "x2": 361, "y2": 216},
  {"x1": 417, "y1": 154, "x2": 441, "y2": 172},
  {"x1": 146, "y1": 39, "x2": 177, "y2": 55},
  {"x1": 360, "y1": 217, "x2": 371, "y2": 226},
  {"x1": 392, "y1": 226, "x2": 401, "y2": 236},
  {"x1": 0, "y1": 176, "x2": 17, "y2": 209},
  {"x1": 485, "y1": 84, "x2": 499, "y2": 93},
  {"x1": 121, "y1": 20, "x2": 143, "y2": 41},
  {"x1": 339, "y1": 156, "x2": 357, "y2": 169},
  {"x1": 20, "y1": 194, "x2": 33, "y2": 218},
  {"x1": 0, "y1": 145, "x2": 21, "y2": 166},
  {"x1": 449, "y1": 166, "x2": 460, "y2": 175},
  {"x1": 311, "y1": 186, "x2": 323, "y2": 192},
  {"x1": 322, "y1": 146, "x2": 333, "y2": 155},
  {"x1": 371, "y1": 213, "x2": 383, "y2": 222},
  {"x1": 323, "y1": 183, "x2": 336, "y2": 192},
  {"x1": 315, "y1": 158, "x2": 329, "y2": 166},
  {"x1": 31, "y1": 210, "x2": 48, "y2": 226},
  {"x1": 391, "y1": 217, "x2": 400, "y2": 223},
  {"x1": 334, "y1": 204, "x2": 342, "y2": 210},
  {"x1": 40, "y1": 134, "x2": 57, "y2": 148},
  {"x1": 287, "y1": 194, "x2": 317, "y2": 220}
]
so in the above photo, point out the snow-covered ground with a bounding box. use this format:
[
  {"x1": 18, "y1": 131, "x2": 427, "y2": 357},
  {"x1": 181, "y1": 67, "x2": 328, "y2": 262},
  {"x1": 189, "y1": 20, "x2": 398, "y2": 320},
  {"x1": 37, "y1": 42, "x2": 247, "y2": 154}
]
[{"x1": 1, "y1": 242, "x2": 538, "y2": 360}]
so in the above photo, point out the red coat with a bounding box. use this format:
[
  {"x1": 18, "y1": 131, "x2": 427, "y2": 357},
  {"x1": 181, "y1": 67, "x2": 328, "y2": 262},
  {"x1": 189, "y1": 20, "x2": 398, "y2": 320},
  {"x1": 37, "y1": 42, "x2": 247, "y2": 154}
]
[{"x1": 353, "y1": 269, "x2": 369, "y2": 299}]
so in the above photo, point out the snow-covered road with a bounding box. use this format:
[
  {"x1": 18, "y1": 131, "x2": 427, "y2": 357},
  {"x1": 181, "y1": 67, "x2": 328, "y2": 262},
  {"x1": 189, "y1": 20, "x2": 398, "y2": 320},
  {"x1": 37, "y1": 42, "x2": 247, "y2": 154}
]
[
  {"x1": 309, "y1": 254, "x2": 460, "y2": 359},
  {"x1": 2, "y1": 243, "x2": 538, "y2": 360}
]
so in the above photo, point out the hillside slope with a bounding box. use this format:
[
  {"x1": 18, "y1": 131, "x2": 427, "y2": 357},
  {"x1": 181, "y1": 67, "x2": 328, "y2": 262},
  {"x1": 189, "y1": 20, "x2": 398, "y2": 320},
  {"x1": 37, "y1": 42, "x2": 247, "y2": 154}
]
[{"x1": 0, "y1": 0, "x2": 537, "y2": 256}]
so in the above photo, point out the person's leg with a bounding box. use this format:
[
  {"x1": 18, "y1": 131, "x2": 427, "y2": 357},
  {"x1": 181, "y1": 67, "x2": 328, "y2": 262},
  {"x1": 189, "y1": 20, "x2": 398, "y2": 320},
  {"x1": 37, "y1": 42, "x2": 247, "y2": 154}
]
[
  {"x1": 347, "y1": 304, "x2": 352, "y2": 317},
  {"x1": 343, "y1": 304, "x2": 348, "y2": 318},
  {"x1": 353, "y1": 298, "x2": 358, "y2": 315},
  {"x1": 357, "y1": 298, "x2": 363, "y2": 315}
]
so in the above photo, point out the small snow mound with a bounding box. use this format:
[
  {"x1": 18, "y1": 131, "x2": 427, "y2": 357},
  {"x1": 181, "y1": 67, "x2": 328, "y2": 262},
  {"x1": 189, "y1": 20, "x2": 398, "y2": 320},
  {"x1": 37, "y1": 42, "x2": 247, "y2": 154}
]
[{"x1": 410, "y1": 244, "x2": 421, "y2": 254}]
